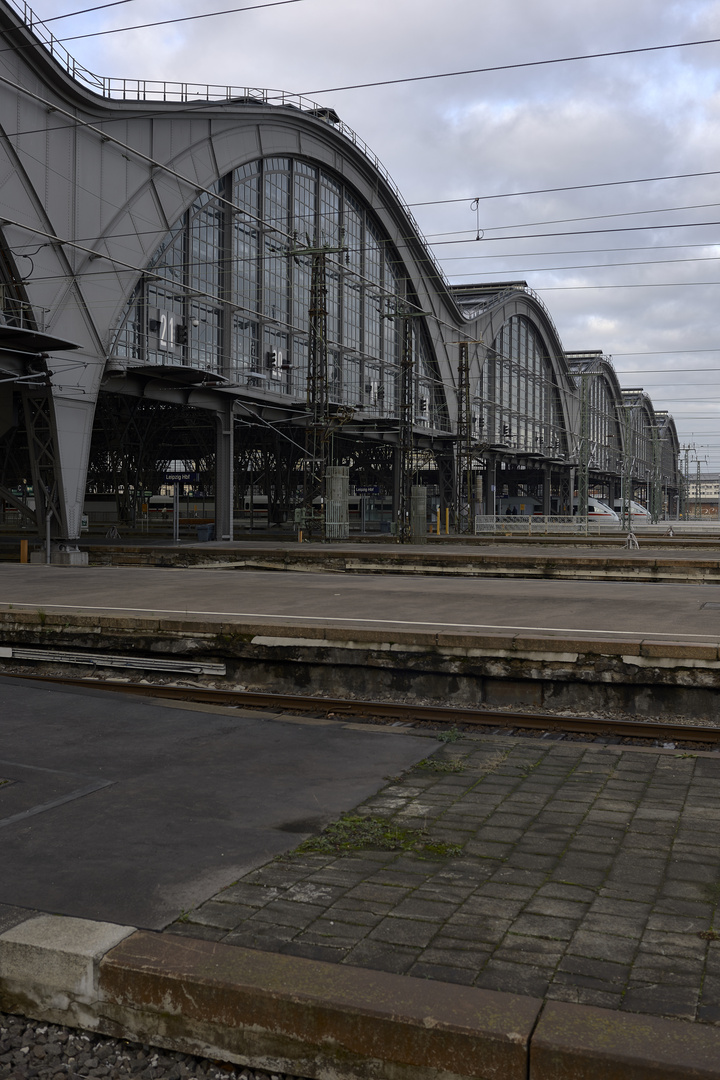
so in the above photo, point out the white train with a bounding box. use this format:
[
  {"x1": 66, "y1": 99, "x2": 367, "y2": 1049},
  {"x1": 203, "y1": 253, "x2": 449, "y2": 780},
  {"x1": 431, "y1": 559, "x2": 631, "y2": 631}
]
[{"x1": 613, "y1": 499, "x2": 650, "y2": 525}]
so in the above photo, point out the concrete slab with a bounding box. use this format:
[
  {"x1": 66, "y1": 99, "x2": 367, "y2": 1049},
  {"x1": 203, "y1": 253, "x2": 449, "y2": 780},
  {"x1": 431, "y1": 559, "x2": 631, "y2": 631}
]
[
  {"x1": 2, "y1": 562, "x2": 720, "y2": 643},
  {"x1": 0, "y1": 914, "x2": 133, "y2": 1017},
  {"x1": 98, "y1": 930, "x2": 540, "y2": 1080},
  {"x1": 531, "y1": 1000, "x2": 720, "y2": 1079},
  {"x1": 0, "y1": 678, "x2": 430, "y2": 929}
]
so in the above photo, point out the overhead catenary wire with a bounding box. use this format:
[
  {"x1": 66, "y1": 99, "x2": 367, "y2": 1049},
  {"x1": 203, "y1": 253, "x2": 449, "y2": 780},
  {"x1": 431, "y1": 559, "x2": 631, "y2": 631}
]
[
  {"x1": 40, "y1": 0, "x2": 143, "y2": 22},
  {"x1": 0, "y1": 25, "x2": 710, "y2": 442},
  {"x1": 295, "y1": 36, "x2": 720, "y2": 97},
  {"x1": 56, "y1": 0, "x2": 310, "y2": 42}
]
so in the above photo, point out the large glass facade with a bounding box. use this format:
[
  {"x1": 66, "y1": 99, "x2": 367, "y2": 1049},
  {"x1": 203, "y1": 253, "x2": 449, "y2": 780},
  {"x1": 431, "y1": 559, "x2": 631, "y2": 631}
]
[
  {"x1": 111, "y1": 157, "x2": 446, "y2": 430},
  {"x1": 622, "y1": 392, "x2": 656, "y2": 481},
  {"x1": 568, "y1": 361, "x2": 622, "y2": 474},
  {"x1": 482, "y1": 316, "x2": 566, "y2": 454}
]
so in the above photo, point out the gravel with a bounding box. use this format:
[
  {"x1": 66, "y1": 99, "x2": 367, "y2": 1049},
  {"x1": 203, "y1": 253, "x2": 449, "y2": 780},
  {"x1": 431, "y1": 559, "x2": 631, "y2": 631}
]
[{"x1": 0, "y1": 1012, "x2": 310, "y2": 1080}]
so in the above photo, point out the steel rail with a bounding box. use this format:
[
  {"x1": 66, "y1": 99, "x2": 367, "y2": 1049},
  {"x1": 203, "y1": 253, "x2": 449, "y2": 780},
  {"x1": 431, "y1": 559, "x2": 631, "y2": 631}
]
[{"x1": 5, "y1": 672, "x2": 720, "y2": 745}]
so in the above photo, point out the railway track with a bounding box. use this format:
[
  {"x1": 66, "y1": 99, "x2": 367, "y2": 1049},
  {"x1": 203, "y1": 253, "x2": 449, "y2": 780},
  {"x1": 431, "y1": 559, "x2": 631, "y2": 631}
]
[{"x1": 6, "y1": 671, "x2": 720, "y2": 748}]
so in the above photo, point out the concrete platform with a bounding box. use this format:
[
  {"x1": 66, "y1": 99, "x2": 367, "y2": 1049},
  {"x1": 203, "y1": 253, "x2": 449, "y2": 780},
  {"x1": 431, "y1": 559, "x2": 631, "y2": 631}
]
[
  {"x1": 0, "y1": 677, "x2": 430, "y2": 928},
  {"x1": 3, "y1": 561, "x2": 720, "y2": 716},
  {"x1": 3, "y1": 553, "x2": 720, "y2": 1074},
  {"x1": 2, "y1": 560, "x2": 720, "y2": 642},
  {"x1": 86, "y1": 537, "x2": 720, "y2": 585},
  {"x1": 2, "y1": 681, "x2": 720, "y2": 1077}
]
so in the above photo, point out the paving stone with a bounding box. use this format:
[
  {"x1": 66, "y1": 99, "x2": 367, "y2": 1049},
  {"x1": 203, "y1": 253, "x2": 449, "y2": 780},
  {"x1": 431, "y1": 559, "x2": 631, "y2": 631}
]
[
  {"x1": 280, "y1": 940, "x2": 349, "y2": 963},
  {"x1": 246, "y1": 900, "x2": 327, "y2": 929},
  {"x1": 579, "y1": 912, "x2": 649, "y2": 938},
  {"x1": 557, "y1": 954, "x2": 629, "y2": 986},
  {"x1": 301, "y1": 917, "x2": 370, "y2": 943},
  {"x1": 493, "y1": 935, "x2": 565, "y2": 970},
  {"x1": 504, "y1": 852, "x2": 559, "y2": 873},
  {"x1": 186, "y1": 902, "x2": 251, "y2": 930},
  {"x1": 598, "y1": 882, "x2": 659, "y2": 904},
  {"x1": 546, "y1": 982, "x2": 624, "y2": 1009},
  {"x1": 474, "y1": 959, "x2": 552, "y2": 997},
  {"x1": 416, "y1": 945, "x2": 492, "y2": 970},
  {"x1": 213, "y1": 882, "x2": 281, "y2": 907},
  {"x1": 342, "y1": 938, "x2": 420, "y2": 974},
  {"x1": 463, "y1": 840, "x2": 512, "y2": 859},
  {"x1": 472, "y1": 881, "x2": 538, "y2": 902},
  {"x1": 342, "y1": 881, "x2": 411, "y2": 903},
  {"x1": 630, "y1": 952, "x2": 705, "y2": 984},
  {"x1": 169, "y1": 737, "x2": 720, "y2": 1026},
  {"x1": 588, "y1": 895, "x2": 652, "y2": 918},
  {"x1": 523, "y1": 897, "x2": 591, "y2": 920},
  {"x1": 165, "y1": 922, "x2": 228, "y2": 942},
  {"x1": 508, "y1": 913, "x2": 578, "y2": 941},
  {"x1": 406, "y1": 961, "x2": 476, "y2": 985},
  {"x1": 535, "y1": 882, "x2": 598, "y2": 904},
  {"x1": 645, "y1": 912, "x2": 709, "y2": 934},
  {"x1": 222, "y1": 924, "x2": 297, "y2": 950},
  {"x1": 385, "y1": 896, "x2": 458, "y2": 922},
  {"x1": 653, "y1": 895, "x2": 714, "y2": 918},
  {"x1": 566, "y1": 929, "x2": 639, "y2": 964},
  {"x1": 621, "y1": 983, "x2": 699, "y2": 1019},
  {"x1": 368, "y1": 917, "x2": 440, "y2": 948},
  {"x1": 322, "y1": 901, "x2": 388, "y2": 926},
  {"x1": 489, "y1": 866, "x2": 548, "y2": 888}
]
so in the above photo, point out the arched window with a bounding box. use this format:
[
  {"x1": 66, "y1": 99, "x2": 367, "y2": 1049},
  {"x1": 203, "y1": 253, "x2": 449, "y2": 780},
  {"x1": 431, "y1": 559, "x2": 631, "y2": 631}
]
[
  {"x1": 111, "y1": 158, "x2": 446, "y2": 429},
  {"x1": 483, "y1": 316, "x2": 565, "y2": 453}
]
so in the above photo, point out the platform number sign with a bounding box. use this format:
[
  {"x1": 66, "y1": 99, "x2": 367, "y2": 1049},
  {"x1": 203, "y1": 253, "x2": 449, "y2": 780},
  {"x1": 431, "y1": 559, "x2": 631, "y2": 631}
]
[{"x1": 150, "y1": 308, "x2": 185, "y2": 353}]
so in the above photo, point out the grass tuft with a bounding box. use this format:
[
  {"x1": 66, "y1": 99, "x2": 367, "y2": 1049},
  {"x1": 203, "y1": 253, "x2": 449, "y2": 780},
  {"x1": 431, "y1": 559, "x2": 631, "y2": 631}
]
[{"x1": 294, "y1": 814, "x2": 464, "y2": 859}]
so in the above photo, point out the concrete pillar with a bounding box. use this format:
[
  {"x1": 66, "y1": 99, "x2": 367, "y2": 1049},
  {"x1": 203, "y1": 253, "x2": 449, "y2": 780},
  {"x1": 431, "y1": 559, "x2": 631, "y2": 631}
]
[
  {"x1": 215, "y1": 403, "x2": 234, "y2": 542},
  {"x1": 474, "y1": 473, "x2": 483, "y2": 528},
  {"x1": 486, "y1": 454, "x2": 497, "y2": 516},
  {"x1": 543, "y1": 464, "x2": 552, "y2": 515},
  {"x1": 410, "y1": 485, "x2": 427, "y2": 544},
  {"x1": 392, "y1": 445, "x2": 402, "y2": 532},
  {"x1": 325, "y1": 465, "x2": 349, "y2": 540}
]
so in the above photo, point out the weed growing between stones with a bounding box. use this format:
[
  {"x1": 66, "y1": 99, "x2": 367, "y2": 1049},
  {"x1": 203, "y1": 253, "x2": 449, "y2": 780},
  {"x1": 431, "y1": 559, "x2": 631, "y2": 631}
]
[
  {"x1": 294, "y1": 815, "x2": 463, "y2": 859},
  {"x1": 413, "y1": 756, "x2": 468, "y2": 773},
  {"x1": 436, "y1": 726, "x2": 461, "y2": 744}
]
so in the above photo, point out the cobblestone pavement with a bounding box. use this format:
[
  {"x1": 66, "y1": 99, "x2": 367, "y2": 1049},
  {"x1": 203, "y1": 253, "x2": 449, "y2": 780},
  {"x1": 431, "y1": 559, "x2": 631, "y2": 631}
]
[{"x1": 167, "y1": 734, "x2": 720, "y2": 1023}]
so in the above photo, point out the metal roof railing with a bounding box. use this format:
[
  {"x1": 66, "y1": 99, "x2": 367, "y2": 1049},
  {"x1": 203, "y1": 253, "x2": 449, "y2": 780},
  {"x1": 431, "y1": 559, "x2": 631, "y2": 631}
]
[{"x1": 5, "y1": 0, "x2": 447, "y2": 288}]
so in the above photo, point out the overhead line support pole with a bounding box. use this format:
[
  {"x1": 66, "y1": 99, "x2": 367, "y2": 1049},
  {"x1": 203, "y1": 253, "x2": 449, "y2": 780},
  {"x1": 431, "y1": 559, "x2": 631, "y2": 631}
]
[{"x1": 291, "y1": 239, "x2": 346, "y2": 540}]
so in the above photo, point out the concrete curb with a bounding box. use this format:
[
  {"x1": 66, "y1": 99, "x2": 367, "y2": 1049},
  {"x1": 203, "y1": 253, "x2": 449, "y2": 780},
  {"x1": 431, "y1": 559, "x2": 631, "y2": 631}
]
[{"x1": 2, "y1": 915, "x2": 720, "y2": 1079}]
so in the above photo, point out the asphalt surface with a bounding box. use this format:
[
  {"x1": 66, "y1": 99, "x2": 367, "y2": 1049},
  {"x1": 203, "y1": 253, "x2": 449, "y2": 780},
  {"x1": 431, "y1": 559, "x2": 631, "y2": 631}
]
[
  {"x1": 2, "y1": 563, "x2": 720, "y2": 642},
  {"x1": 0, "y1": 677, "x2": 428, "y2": 930}
]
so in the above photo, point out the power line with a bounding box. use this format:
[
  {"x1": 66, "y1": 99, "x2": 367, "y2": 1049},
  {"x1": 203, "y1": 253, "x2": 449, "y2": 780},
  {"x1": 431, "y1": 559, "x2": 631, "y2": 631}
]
[
  {"x1": 537, "y1": 281, "x2": 720, "y2": 291},
  {"x1": 298, "y1": 36, "x2": 720, "y2": 97},
  {"x1": 42, "y1": 0, "x2": 141, "y2": 23},
  {"x1": 445, "y1": 256, "x2": 720, "y2": 276},
  {"x1": 430, "y1": 221, "x2": 720, "y2": 247},
  {"x1": 408, "y1": 170, "x2": 720, "y2": 208},
  {"x1": 54, "y1": 0, "x2": 310, "y2": 42},
  {"x1": 438, "y1": 243, "x2": 720, "y2": 260},
  {"x1": 474, "y1": 202, "x2": 720, "y2": 234}
]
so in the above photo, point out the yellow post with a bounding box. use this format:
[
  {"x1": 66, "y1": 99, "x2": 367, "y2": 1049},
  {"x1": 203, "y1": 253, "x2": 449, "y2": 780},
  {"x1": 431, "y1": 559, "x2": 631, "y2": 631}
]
[
  {"x1": 20, "y1": 539, "x2": 28, "y2": 563},
  {"x1": 445, "y1": 507, "x2": 449, "y2": 534},
  {"x1": 436, "y1": 508, "x2": 440, "y2": 534},
  {"x1": 298, "y1": 529, "x2": 303, "y2": 543}
]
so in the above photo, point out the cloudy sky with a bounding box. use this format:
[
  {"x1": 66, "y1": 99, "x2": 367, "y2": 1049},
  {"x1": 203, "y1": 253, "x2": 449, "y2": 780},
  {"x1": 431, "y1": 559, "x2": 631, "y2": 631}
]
[{"x1": 25, "y1": 0, "x2": 720, "y2": 470}]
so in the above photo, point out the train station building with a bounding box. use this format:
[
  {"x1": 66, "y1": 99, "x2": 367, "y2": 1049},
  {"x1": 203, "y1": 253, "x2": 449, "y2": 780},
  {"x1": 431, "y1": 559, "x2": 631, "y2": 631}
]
[{"x1": 0, "y1": 0, "x2": 681, "y2": 551}]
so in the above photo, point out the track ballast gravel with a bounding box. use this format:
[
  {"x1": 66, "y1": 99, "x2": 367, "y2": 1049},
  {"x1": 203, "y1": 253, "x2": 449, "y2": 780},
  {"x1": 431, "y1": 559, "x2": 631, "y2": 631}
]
[{"x1": 0, "y1": 1013, "x2": 310, "y2": 1080}]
